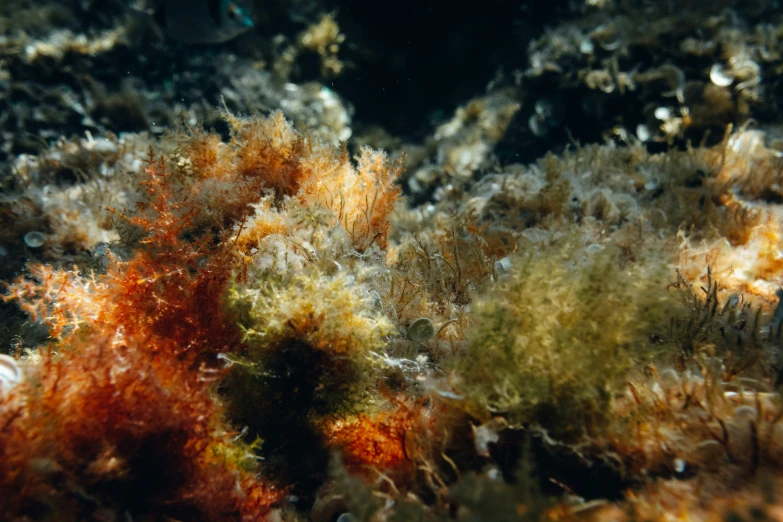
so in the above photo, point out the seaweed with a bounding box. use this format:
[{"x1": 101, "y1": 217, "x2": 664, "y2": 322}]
[{"x1": 454, "y1": 236, "x2": 673, "y2": 440}]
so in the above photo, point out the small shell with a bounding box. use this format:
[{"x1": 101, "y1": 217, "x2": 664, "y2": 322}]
[
  {"x1": 673, "y1": 458, "x2": 686, "y2": 474},
  {"x1": 473, "y1": 424, "x2": 500, "y2": 457},
  {"x1": 696, "y1": 439, "x2": 722, "y2": 452},
  {"x1": 494, "y1": 257, "x2": 512, "y2": 274},
  {"x1": 736, "y1": 377, "x2": 772, "y2": 392},
  {"x1": 636, "y1": 124, "x2": 651, "y2": 142},
  {"x1": 528, "y1": 114, "x2": 548, "y2": 137},
  {"x1": 472, "y1": 418, "x2": 507, "y2": 457},
  {"x1": 23, "y1": 231, "x2": 46, "y2": 248},
  {"x1": 695, "y1": 439, "x2": 724, "y2": 469},
  {"x1": 658, "y1": 368, "x2": 680, "y2": 387},
  {"x1": 408, "y1": 318, "x2": 435, "y2": 343},
  {"x1": 368, "y1": 290, "x2": 383, "y2": 311},
  {"x1": 733, "y1": 405, "x2": 758, "y2": 419},
  {"x1": 579, "y1": 38, "x2": 595, "y2": 54},
  {"x1": 656, "y1": 64, "x2": 685, "y2": 97},
  {"x1": 654, "y1": 106, "x2": 672, "y2": 120},
  {"x1": 710, "y1": 64, "x2": 734, "y2": 87},
  {"x1": 599, "y1": 36, "x2": 622, "y2": 51},
  {"x1": 535, "y1": 99, "x2": 554, "y2": 117},
  {"x1": 721, "y1": 293, "x2": 740, "y2": 312},
  {"x1": 584, "y1": 70, "x2": 615, "y2": 93},
  {"x1": 729, "y1": 58, "x2": 760, "y2": 82},
  {"x1": 311, "y1": 486, "x2": 346, "y2": 522},
  {"x1": 592, "y1": 24, "x2": 622, "y2": 51},
  {"x1": 0, "y1": 354, "x2": 23, "y2": 393}
]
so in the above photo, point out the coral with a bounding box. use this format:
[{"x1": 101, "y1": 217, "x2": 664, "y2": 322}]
[
  {"x1": 0, "y1": 21, "x2": 353, "y2": 177},
  {"x1": 0, "y1": 118, "x2": 298, "y2": 518},
  {"x1": 519, "y1": 0, "x2": 778, "y2": 148}
]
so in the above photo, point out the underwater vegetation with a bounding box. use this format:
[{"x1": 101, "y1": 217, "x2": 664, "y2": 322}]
[
  {"x1": 0, "y1": 110, "x2": 409, "y2": 519},
  {"x1": 455, "y1": 239, "x2": 673, "y2": 440},
  {"x1": 5, "y1": 1, "x2": 783, "y2": 521},
  {"x1": 1, "y1": 103, "x2": 783, "y2": 521}
]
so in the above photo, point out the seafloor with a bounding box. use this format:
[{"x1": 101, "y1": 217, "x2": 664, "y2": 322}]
[{"x1": 2, "y1": 0, "x2": 783, "y2": 521}]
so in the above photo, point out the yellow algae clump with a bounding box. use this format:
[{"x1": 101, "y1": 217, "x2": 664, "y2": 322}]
[{"x1": 229, "y1": 268, "x2": 394, "y2": 358}]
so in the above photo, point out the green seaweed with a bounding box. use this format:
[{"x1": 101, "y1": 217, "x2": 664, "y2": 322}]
[{"x1": 454, "y1": 235, "x2": 674, "y2": 440}]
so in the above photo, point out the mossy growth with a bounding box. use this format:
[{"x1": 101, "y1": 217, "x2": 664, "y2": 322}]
[{"x1": 454, "y1": 236, "x2": 675, "y2": 440}]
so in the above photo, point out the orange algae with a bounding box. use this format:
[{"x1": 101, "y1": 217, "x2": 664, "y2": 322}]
[
  {"x1": 7, "y1": 151, "x2": 245, "y2": 362},
  {"x1": 230, "y1": 112, "x2": 402, "y2": 251},
  {"x1": 179, "y1": 110, "x2": 403, "y2": 253},
  {"x1": 0, "y1": 335, "x2": 282, "y2": 521},
  {"x1": 323, "y1": 398, "x2": 436, "y2": 482},
  {"x1": 232, "y1": 110, "x2": 318, "y2": 197},
  {"x1": 1, "y1": 110, "x2": 411, "y2": 519},
  {"x1": 0, "y1": 117, "x2": 340, "y2": 519}
]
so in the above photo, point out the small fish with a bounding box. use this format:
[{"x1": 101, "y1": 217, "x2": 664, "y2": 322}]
[{"x1": 134, "y1": 0, "x2": 254, "y2": 44}]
